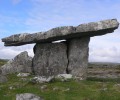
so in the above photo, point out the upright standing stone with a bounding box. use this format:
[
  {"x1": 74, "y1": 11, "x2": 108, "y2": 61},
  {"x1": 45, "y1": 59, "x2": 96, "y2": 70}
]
[
  {"x1": 67, "y1": 37, "x2": 90, "y2": 80},
  {"x1": 33, "y1": 42, "x2": 68, "y2": 77}
]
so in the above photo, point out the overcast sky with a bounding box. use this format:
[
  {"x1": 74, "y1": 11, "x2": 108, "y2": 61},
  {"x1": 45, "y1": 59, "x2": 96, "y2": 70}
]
[{"x1": 0, "y1": 0, "x2": 120, "y2": 63}]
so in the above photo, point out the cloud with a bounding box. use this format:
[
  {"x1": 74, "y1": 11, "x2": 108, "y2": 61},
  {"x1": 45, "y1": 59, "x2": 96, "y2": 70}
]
[
  {"x1": 89, "y1": 28, "x2": 120, "y2": 63},
  {"x1": 11, "y1": 0, "x2": 22, "y2": 5},
  {"x1": 25, "y1": 0, "x2": 94, "y2": 32},
  {"x1": 25, "y1": 0, "x2": 120, "y2": 32},
  {"x1": 0, "y1": 0, "x2": 120, "y2": 63},
  {"x1": 0, "y1": 42, "x2": 34, "y2": 59},
  {"x1": 89, "y1": 46, "x2": 120, "y2": 63}
]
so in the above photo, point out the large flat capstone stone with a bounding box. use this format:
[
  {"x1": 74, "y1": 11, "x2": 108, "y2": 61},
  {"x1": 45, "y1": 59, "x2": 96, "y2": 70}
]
[
  {"x1": 67, "y1": 37, "x2": 90, "y2": 80},
  {"x1": 33, "y1": 42, "x2": 68, "y2": 76},
  {"x1": 2, "y1": 19, "x2": 119, "y2": 46}
]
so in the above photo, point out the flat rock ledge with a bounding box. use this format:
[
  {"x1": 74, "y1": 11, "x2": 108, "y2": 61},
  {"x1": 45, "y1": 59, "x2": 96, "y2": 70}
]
[
  {"x1": 16, "y1": 93, "x2": 44, "y2": 100},
  {"x1": 2, "y1": 19, "x2": 119, "y2": 46}
]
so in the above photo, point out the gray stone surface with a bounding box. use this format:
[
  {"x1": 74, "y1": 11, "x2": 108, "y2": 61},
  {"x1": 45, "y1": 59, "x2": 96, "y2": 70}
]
[
  {"x1": 2, "y1": 19, "x2": 119, "y2": 46},
  {"x1": 0, "y1": 75, "x2": 7, "y2": 83},
  {"x1": 16, "y1": 93, "x2": 43, "y2": 100},
  {"x1": 67, "y1": 37, "x2": 90, "y2": 80},
  {"x1": 0, "y1": 51, "x2": 32, "y2": 75},
  {"x1": 56, "y1": 74, "x2": 73, "y2": 82},
  {"x1": 17, "y1": 73, "x2": 30, "y2": 77},
  {"x1": 30, "y1": 76, "x2": 54, "y2": 83},
  {"x1": 88, "y1": 63, "x2": 120, "y2": 79},
  {"x1": 33, "y1": 42, "x2": 68, "y2": 76}
]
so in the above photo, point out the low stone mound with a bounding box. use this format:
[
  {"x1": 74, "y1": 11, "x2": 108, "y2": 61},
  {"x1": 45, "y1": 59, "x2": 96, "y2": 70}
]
[{"x1": 0, "y1": 51, "x2": 32, "y2": 75}]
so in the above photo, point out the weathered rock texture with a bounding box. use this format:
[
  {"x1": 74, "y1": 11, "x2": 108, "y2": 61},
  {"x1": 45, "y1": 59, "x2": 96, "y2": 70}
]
[
  {"x1": 16, "y1": 93, "x2": 44, "y2": 100},
  {"x1": 2, "y1": 19, "x2": 119, "y2": 46},
  {"x1": 0, "y1": 75, "x2": 7, "y2": 83},
  {"x1": 88, "y1": 63, "x2": 120, "y2": 79},
  {"x1": 33, "y1": 42, "x2": 68, "y2": 77},
  {"x1": 1, "y1": 19, "x2": 119, "y2": 80},
  {"x1": 0, "y1": 51, "x2": 32, "y2": 75},
  {"x1": 0, "y1": 69, "x2": 7, "y2": 83},
  {"x1": 67, "y1": 37, "x2": 90, "y2": 79}
]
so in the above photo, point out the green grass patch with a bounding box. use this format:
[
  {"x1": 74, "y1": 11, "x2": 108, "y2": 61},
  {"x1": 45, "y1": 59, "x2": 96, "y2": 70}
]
[
  {"x1": 0, "y1": 59, "x2": 8, "y2": 67},
  {"x1": 0, "y1": 61, "x2": 120, "y2": 99},
  {"x1": 87, "y1": 77, "x2": 120, "y2": 82},
  {"x1": 0, "y1": 74, "x2": 120, "y2": 100}
]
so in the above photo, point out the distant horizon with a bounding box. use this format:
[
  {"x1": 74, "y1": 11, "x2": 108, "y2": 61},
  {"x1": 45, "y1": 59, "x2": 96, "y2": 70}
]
[{"x1": 1, "y1": 58, "x2": 120, "y2": 64}]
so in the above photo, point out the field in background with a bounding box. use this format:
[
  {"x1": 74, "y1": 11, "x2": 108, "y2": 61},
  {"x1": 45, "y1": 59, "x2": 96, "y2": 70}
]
[
  {"x1": 88, "y1": 62, "x2": 120, "y2": 80},
  {"x1": 0, "y1": 60, "x2": 120, "y2": 100},
  {"x1": 0, "y1": 59, "x2": 8, "y2": 67}
]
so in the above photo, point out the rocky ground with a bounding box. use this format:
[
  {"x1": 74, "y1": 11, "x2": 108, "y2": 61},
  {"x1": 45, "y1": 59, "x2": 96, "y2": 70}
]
[
  {"x1": 0, "y1": 60, "x2": 120, "y2": 100},
  {"x1": 0, "y1": 73, "x2": 120, "y2": 100},
  {"x1": 88, "y1": 62, "x2": 120, "y2": 79}
]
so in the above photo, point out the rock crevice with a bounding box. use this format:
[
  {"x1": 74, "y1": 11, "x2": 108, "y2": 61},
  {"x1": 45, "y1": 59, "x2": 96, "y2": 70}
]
[
  {"x1": 33, "y1": 42, "x2": 68, "y2": 77},
  {"x1": 33, "y1": 37, "x2": 90, "y2": 79}
]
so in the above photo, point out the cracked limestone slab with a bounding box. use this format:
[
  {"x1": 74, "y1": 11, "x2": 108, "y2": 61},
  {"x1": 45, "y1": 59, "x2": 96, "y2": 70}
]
[{"x1": 2, "y1": 19, "x2": 119, "y2": 46}]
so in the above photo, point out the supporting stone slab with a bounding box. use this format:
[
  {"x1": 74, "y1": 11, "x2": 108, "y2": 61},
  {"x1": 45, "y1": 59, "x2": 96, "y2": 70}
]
[
  {"x1": 67, "y1": 37, "x2": 90, "y2": 80},
  {"x1": 33, "y1": 42, "x2": 68, "y2": 77}
]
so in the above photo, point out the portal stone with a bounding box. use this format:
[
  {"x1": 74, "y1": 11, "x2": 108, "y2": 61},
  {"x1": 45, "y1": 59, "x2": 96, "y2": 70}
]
[
  {"x1": 33, "y1": 42, "x2": 68, "y2": 77},
  {"x1": 67, "y1": 37, "x2": 90, "y2": 80}
]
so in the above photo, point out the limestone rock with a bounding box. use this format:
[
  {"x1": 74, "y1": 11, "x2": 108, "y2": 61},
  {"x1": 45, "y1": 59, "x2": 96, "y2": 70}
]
[
  {"x1": 67, "y1": 37, "x2": 90, "y2": 80},
  {"x1": 16, "y1": 93, "x2": 43, "y2": 100},
  {"x1": 40, "y1": 85, "x2": 47, "y2": 91},
  {"x1": 2, "y1": 19, "x2": 119, "y2": 46},
  {"x1": 33, "y1": 42, "x2": 68, "y2": 76},
  {"x1": 56, "y1": 74, "x2": 72, "y2": 79},
  {"x1": 17, "y1": 73, "x2": 30, "y2": 77},
  {"x1": 0, "y1": 75, "x2": 7, "y2": 83},
  {"x1": 56, "y1": 74, "x2": 72, "y2": 82},
  {"x1": 0, "y1": 51, "x2": 32, "y2": 75},
  {"x1": 30, "y1": 76, "x2": 54, "y2": 83}
]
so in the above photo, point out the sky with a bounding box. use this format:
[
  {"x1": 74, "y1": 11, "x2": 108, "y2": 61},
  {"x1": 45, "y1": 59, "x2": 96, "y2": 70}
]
[{"x1": 0, "y1": 0, "x2": 120, "y2": 63}]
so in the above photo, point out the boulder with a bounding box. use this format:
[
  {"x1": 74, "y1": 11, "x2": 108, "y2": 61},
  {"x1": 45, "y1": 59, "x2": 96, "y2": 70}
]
[
  {"x1": 33, "y1": 42, "x2": 68, "y2": 77},
  {"x1": 67, "y1": 37, "x2": 90, "y2": 80},
  {"x1": 0, "y1": 51, "x2": 32, "y2": 75},
  {"x1": 2, "y1": 19, "x2": 119, "y2": 46},
  {"x1": 16, "y1": 93, "x2": 43, "y2": 100}
]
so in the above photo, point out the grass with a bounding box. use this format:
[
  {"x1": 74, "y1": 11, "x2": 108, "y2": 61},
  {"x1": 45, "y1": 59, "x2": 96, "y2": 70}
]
[
  {"x1": 0, "y1": 59, "x2": 8, "y2": 67},
  {"x1": 0, "y1": 74, "x2": 120, "y2": 100},
  {"x1": 0, "y1": 60, "x2": 120, "y2": 100}
]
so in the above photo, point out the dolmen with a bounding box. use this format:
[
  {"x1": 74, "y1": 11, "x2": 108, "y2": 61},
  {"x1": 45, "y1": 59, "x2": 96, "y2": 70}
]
[{"x1": 2, "y1": 19, "x2": 119, "y2": 80}]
